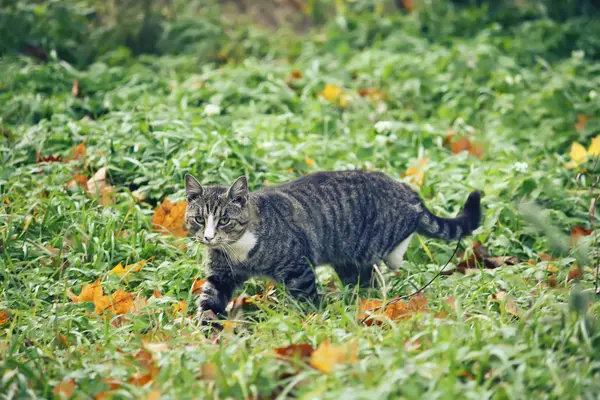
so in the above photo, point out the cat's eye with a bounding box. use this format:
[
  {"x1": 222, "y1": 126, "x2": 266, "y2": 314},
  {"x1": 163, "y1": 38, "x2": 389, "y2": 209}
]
[
  {"x1": 194, "y1": 216, "x2": 205, "y2": 224},
  {"x1": 218, "y1": 218, "x2": 231, "y2": 226}
]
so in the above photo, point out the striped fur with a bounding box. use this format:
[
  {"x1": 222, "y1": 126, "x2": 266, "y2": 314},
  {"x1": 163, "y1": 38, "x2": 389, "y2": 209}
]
[{"x1": 185, "y1": 171, "x2": 481, "y2": 319}]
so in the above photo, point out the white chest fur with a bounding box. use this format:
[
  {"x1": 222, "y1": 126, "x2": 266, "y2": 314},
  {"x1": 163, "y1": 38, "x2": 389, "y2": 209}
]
[
  {"x1": 224, "y1": 230, "x2": 257, "y2": 263},
  {"x1": 385, "y1": 234, "x2": 413, "y2": 270}
]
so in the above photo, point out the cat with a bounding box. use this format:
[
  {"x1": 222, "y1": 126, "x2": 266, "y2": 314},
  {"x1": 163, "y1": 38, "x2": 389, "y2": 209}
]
[{"x1": 185, "y1": 170, "x2": 481, "y2": 322}]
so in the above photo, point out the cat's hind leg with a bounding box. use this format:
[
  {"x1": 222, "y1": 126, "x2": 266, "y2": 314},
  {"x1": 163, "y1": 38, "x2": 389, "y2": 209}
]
[
  {"x1": 333, "y1": 263, "x2": 374, "y2": 288},
  {"x1": 276, "y1": 260, "x2": 319, "y2": 302},
  {"x1": 384, "y1": 234, "x2": 413, "y2": 270}
]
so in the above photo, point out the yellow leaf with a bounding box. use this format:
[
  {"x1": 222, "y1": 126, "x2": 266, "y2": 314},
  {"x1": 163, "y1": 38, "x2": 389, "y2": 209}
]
[
  {"x1": 403, "y1": 158, "x2": 428, "y2": 187},
  {"x1": 110, "y1": 289, "x2": 134, "y2": 315},
  {"x1": 588, "y1": 134, "x2": 600, "y2": 157},
  {"x1": 566, "y1": 142, "x2": 589, "y2": 168},
  {"x1": 172, "y1": 300, "x2": 187, "y2": 315},
  {"x1": 152, "y1": 199, "x2": 188, "y2": 238},
  {"x1": 304, "y1": 156, "x2": 315, "y2": 167},
  {"x1": 67, "y1": 280, "x2": 103, "y2": 303},
  {"x1": 109, "y1": 258, "x2": 152, "y2": 277},
  {"x1": 309, "y1": 341, "x2": 358, "y2": 374},
  {"x1": 319, "y1": 83, "x2": 343, "y2": 102}
]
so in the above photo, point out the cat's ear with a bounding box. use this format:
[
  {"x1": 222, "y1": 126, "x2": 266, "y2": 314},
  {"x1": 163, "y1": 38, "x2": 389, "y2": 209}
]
[
  {"x1": 227, "y1": 176, "x2": 248, "y2": 204},
  {"x1": 185, "y1": 174, "x2": 203, "y2": 199}
]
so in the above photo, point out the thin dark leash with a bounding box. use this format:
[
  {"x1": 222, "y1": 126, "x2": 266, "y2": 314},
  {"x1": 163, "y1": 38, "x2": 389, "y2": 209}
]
[{"x1": 359, "y1": 237, "x2": 463, "y2": 324}]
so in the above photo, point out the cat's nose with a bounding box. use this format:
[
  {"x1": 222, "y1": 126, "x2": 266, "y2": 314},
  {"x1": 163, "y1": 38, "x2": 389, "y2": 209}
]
[{"x1": 204, "y1": 235, "x2": 214, "y2": 243}]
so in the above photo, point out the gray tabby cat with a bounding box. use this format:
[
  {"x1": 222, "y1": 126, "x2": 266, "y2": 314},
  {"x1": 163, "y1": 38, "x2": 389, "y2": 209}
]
[{"x1": 185, "y1": 170, "x2": 481, "y2": 321}]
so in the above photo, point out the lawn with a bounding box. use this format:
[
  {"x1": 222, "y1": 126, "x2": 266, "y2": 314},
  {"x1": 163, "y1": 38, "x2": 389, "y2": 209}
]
[{"x1": 1, "y1": 1, "x2": 600, "y2": 399}]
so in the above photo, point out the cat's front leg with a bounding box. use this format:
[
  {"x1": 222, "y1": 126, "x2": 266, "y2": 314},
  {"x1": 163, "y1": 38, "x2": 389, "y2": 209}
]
[{"x1": 196, "y1": 253, "x2": 243, "y2": 322}]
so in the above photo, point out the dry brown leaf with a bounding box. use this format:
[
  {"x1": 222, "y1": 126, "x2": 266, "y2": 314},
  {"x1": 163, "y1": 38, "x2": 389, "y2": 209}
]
[
  {"x1": 452, "y1": 242, "x2": 519, "y2": 273},
  {"x1": 132, "y1": 293, "x2": 148, "y2": 312},
  {"x1": 571, "y1": 225, "x2": 593, "y2": 245},
  {"x1": 199, "y1": 362, "x2": 218, "y2": 380},
  {"x1": 130, "y1": 348, "x2": 160, "y2": 386},
  {"x1": 309, "y1": 341, "x2": 358, "y2": 374},
  {"x1": 274, "y1": 344, "x2": 314, "y2": 360},
  {"x1": 358, "y1": 88, "x2": 385, "y2": 102},
  {"x1": 68, "y1": 142, "x2": 87, "y2": 164},
  {"x1": 67, "y1": 173, "x2": 89, "y2": 189},
  {"x1": 192, "y1": 278, "x2": 207, "y2": 294},
  {"x1": 401, "y1": 0, "x2": 415, "y2": 12},
  {"x1": 575, "y1": 114, "x2": 590, "y2": 133},
  {"x1": 53, "y1": 379, "x2": 76, "y2": 398},
  {"x1": 37, "y1": 154, "x2": 63, "y2": 163},
  {"x1": 152, "y1": 199, "x2": 188, "y2": 237},
  {"x1": 359, "y1": 295, "x2": 429, "y2": 325},
  {"x1": 87, "y1": 167, "x2": 114, "y2": 206},
  {"x1": 568, "y1": 266, "x2": 584, "y2": 281},
  {"x1": 492, "y1": 291, "x2": 521, "y2": 317},
  {"x1": 0, "y1": 310, "x2": 9, "y2": 325},
  {"x1": 56, "y1": 332, "x2": 69, "y2": 347},
  {"x1": 446, "y1": 134, "x2": 485, "y2": 158}
]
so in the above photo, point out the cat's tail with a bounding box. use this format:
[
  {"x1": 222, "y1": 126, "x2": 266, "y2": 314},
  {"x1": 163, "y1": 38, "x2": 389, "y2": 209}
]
[{"x1": 416, "y1": 191, "x2": 481, "y2": 241}]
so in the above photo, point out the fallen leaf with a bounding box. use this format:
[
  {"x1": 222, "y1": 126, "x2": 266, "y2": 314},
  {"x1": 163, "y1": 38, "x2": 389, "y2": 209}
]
[
  {"x1": 358, "y1": 88, "x2": 385, "y2": 102},
  {"x1": 566, "y1": 135, "x2": 600, "y2": 168},
  {"x1": 571, "y1": 225, "x2": 593, "y2": 244},
  {"x1": 68, "y1": 142, "x2": 87, "y2": 164},
  {"x1": 53, "y1": 379, "x2": 76, "y2": 398},
  {"x1": 401, "y1": 0, "x2": 415, "y2": 12},
  {"x1": 403, "y1": 338, "x2": 421, "y2": 352},
  {"x1": 145, "y1": 391, "x2": 161, "y2": 400},
  {"x1": 37, "y1": 154, "x2": 63, "y2": 163},
  {"x1": 192, "y1": 278, "x2": 207, "y2": 294},
  {"x1": 575, "y1": 114, "x2": 589, "y2": 133},
  {"x1": 56, "y1": 332, "x2": 69, "y2": 347},
  {"x1": 359, "y1": 295, "x2": 429, "y2": 325},
  {"x1": 403, "y1": 158, "x2": 428, "y2": 186},
  {"x1": 67, "y1": 173, "x2": 89, "y2": 189},
  {"x1": 72, "y1": 80, "x2": 80, "y2": 97},
  {"x1": 274, "y1": 344, "x2": 314, "y2": 360},
  {"x1": 109, "y1": 258, "x2": 152, "y2": 277},
  {"x1": 152, "y1": 289, "x2": 163, "y2": 298},
  {"x1": 445, "y1": 134, "x2": 485, "y2": 158},
  {"x1": 132, "y1": 293, "x2": 148, "y2": 312},
  {"x1": 0, "y1": 311, "x2": 9, "y2": 325},
  {"x1": 130, "y1": 348, "x2": 160, "y2": 386},
  {"x1": 310, "y1": 341, "x2": 358, "y2": 374},
  {"x1": 172, "y1": 300, "x2": 187, "y2": 315},
  {"x1": 304, "y1": 156, "x2": 315, "y2": 167},
  {"x1": 568, "y1": 266, "x2": 584, "y2": 281},
  {"x1": 199, "y1": 362, "x2": 218, "y2": 380},
  {"x1": 109, "y1": 289, "x2": 134, "y2": 315},
  {"x1": 318, "y1": 83, "x2": 349, "y2": 107},
  {"x1": 152, "y1": 199, "x2": 188, "y2": 237},
  {"x1": 452, "y1": 242, "x2": 519, "y2": 273},
  {"x1": 67, "y1": 280, "x2": 103, "y2": 303},
  {"x1": 87, "y1": 167, "x2": 114, "y2": 206},
  {"x1": 492, "y1": 291, "x2": 521, "y2": 317}
]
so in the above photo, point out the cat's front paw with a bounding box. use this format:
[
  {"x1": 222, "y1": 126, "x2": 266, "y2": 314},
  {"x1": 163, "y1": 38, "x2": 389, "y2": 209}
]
[{"x1": 196, "y1": 309, "x2": 219, "y2": 326}]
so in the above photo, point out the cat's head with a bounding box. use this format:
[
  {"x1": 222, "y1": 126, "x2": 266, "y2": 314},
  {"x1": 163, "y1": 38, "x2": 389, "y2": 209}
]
[{"x1": 184, "y1": 174, "x2": 250, "y2": 247}]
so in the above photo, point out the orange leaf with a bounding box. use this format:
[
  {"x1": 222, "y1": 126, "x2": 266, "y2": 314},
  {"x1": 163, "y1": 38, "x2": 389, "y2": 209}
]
[
  {"x1": 575, "y1": 114, "x2": 589, "y2": 133},
  {"x1": 110, "y1": 289, "x2": 134, "y2": 315},
  {"x1": 0, "y1": 311, "x2": 9, "y2": 325},
  {"x1": 304, "y1": 156, "x2": 315, "y2": 167},
  {"x1": 401, "y1": 0, "x2": 415, "y2": 12},
  {"x1": 192, "y1": 278, "x2": 207, "y2": 294},
  {"x1": 359, "y1": 295, "x2": 429, "y2": 325},
  {"x1": 568, "y1": 266, "x2": 584, "y2": 281},
  {"x1": 67, "y1": 173, "x2": 89, "y2": 189},
  {"x1": 446, "y1": 135, "x2": 485, "y2": 158},
  {"x1": 53, "y1": 379, "x2": 76, "y2": 398},
  {"x1": 130, "y1": 348, "x2": 160, "y2": 386},
  {"x1": 199, "y1": 363, "x2": 218, "y2": 380},
  {"x1": 571, "y1": 225, "x2": 593, "y2": 245},
  {"x1": 358, "y1": 87, "x2": 385, "y2": 102},
  {"x1": 309, "y1": 341, "x2": 358, "y2": 374},
  {"x1": 152, "y1": 199, "x2": 188, "y2": 237},
  {"x1": 68, "y1": 142, "x2": 87, "y2": 164},
  {"x1": 67, "y1": 280, "x2": 103, "y2": 303},
  {"x1": 274, "y1": 344, "x2": 314, "y2": 360}
]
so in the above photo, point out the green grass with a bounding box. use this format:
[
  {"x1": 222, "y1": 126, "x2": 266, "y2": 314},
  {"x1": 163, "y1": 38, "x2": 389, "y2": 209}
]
[{"x1": 1, "y1": 2, "x2": 600, "y2": 399}]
